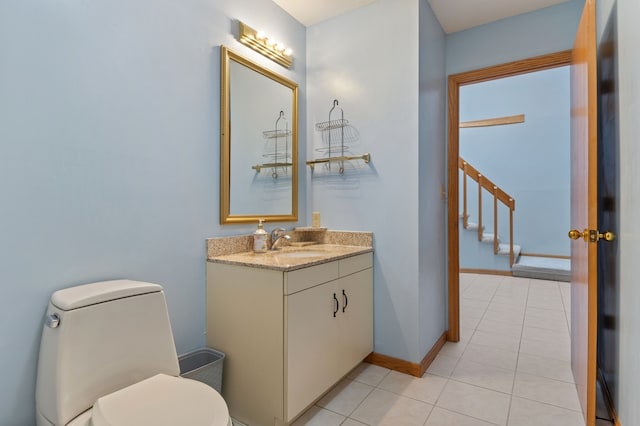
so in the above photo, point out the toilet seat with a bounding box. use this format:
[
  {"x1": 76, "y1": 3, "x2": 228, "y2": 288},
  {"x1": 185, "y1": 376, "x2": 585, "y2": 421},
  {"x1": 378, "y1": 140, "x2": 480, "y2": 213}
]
[{"x1": 91, "y1": 374, "x2": 230, "y2": 426}]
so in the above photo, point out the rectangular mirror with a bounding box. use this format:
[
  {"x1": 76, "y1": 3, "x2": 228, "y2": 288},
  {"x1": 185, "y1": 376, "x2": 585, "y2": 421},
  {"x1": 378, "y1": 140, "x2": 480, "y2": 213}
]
[{"x1": 220, "y1": 46, "x2": 298, "y2": 224}]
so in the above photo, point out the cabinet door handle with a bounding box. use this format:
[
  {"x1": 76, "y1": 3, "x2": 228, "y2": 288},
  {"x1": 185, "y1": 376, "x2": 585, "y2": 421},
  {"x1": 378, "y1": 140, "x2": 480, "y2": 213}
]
[
  {"x1": 333, "y1": 293, "x2": 339, "y2": 317},
  {"x1": 342, "y1": 289, "x2": 348, "y2": 312}
]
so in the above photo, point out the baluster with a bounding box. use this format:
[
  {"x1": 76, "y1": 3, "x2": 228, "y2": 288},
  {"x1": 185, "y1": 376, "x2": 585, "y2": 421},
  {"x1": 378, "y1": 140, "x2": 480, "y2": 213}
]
[
  {"x1": 509, "y1": 199, "x2": 514, "y2": 267},
  {"x1": 493, "y1": 186, "x2": 499, "y2": 254},
  {"x1": 477, "y1": 174, "x2": 483, "y2": 241},
  {"x1": 463, "y1": 162, "x2": 468, "y2": 229}
]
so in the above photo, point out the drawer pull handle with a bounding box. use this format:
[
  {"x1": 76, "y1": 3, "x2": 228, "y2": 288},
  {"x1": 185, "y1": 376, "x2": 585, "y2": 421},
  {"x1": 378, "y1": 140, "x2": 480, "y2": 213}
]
[
  {"x1": 333, "y1": 293, "x2": 339, "y2": 317},
  {"x1": 342, "y1": 290, "x2": 348, "y2": 313}
]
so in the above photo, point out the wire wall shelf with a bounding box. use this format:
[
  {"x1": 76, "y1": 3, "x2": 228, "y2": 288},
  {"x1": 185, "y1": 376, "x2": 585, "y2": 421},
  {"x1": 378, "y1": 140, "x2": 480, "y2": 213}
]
[
  {"x1": 307, "y1": 99, "x2": 370, "y2": 174},
  {"x1": 252, "y1": 111, "x2": 292, "y2": 179}
]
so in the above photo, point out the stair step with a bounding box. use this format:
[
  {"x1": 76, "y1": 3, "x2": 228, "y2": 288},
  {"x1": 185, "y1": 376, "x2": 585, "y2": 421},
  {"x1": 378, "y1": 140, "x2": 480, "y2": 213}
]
[
  {"x1": 482, "y1": 233, "x2": 498, "y2": 243},
  {"x1": 498, "y1": 244, "x2": 521, "y2": 258},
  {"x1": 466, "y1": 222, "x2": 482, "y2": 231}
]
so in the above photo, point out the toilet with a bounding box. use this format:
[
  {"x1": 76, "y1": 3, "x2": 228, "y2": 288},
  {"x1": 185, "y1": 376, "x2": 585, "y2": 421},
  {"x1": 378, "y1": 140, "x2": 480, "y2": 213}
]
[{"x1": 35, "y1": 279, "x2": 231, "y2": 426}]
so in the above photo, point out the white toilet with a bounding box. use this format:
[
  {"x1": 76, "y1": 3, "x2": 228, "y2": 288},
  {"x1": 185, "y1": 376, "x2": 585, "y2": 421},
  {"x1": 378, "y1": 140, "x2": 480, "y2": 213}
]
[{"x1": 35, "y1": 279, "x2": 232, "y2": 426}]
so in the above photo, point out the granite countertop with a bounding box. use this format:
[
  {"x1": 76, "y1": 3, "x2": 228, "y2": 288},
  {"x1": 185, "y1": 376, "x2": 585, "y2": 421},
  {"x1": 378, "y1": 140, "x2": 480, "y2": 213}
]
[{"x1": 207, "y1": 244, "x2": 373, "y2": 271}]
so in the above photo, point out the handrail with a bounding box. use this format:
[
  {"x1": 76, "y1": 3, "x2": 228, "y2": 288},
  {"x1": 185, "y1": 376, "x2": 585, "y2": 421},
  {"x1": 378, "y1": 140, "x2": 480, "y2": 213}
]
[
  {"x1": 458, "y1": 158, "x2": 515, "y2": 209},
  {"x1": 458, "y1": 157, "x2": 516, "y2": 266}
]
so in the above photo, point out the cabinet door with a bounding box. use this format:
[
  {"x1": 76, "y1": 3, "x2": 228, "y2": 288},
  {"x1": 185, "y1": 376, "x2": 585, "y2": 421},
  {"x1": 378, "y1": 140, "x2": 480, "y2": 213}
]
[
  {"x1": 336, "y1": 268, "x2": 374, "y2": 374},
  {"x1": 286, "y1": 282, "x2": 341, "y2": 422}
]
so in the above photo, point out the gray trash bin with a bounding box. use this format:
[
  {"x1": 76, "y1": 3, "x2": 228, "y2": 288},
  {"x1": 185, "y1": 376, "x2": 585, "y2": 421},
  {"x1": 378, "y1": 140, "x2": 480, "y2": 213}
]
[{"x1": 178, "y1": 348, "x2": 225, "y2": 394}]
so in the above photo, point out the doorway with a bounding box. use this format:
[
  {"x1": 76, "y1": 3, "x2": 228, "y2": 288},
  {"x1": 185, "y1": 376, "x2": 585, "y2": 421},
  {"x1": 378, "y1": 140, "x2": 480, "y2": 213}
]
[
  {"x1": 458, "y1": 66, "x2": 571, "y2": 274},
  {"x1": 447, "y1": 51, "x2": 573, "y2": 341}
]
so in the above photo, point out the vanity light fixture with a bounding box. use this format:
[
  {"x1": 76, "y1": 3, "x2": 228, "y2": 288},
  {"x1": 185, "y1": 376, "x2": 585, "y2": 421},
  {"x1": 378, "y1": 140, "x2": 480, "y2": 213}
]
[{"x1": 238, "y1": 21, "x2": 293, "y2": 69}]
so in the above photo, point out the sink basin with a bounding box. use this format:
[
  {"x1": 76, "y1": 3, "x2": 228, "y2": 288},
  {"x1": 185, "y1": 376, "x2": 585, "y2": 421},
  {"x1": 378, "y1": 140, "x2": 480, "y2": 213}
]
[{"x1": 274, "y1": 251, "x2": 327, "y2": 258}]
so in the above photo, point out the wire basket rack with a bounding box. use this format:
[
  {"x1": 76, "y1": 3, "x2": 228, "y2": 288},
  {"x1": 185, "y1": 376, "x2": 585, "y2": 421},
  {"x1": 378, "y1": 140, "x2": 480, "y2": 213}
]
[
  {"x1": 308, "y1": 99, "x2": 370, "y2": 174},
  {"x1": 252, "y1": 111, "x2": 292, "y2": 179}
]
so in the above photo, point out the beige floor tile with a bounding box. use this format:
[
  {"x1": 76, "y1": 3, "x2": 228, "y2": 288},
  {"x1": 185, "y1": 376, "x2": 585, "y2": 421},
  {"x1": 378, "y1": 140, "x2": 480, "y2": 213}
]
[
  {"x1": 426, "y1": 353, "x2": 460, "y2": 377},
  {"x1": 527, "y1": 288, "x2": 560, "y2": 298},
  {"x1": 425, "y1": 407, "x2": 496, "y2": 426},
  {"x1": 476, "y1": 317, "x2": 523, "y2": 338},
  {"x1": 463, "y1": 289, "x2": 497, "y2": 302},
  {"x1": 461, "y1": 305, "x2": 488, "y2": 320},
  {"x1": 460, "y1": 273, "x2": 478, "y2": 285},
  {"x1": 526, "y1": 297, "x2": 565, "y2": 311},
  {"x1": 450, "y1": 359, "x2": 515, "y2": 393},
  {"x1": 470, "y1": 329, "x2": 521, "y2": 353},
  {"x1": 499, "y1": 276, "x2": 530, "y2": 287},
  {"x1": 523, "y1": 314, "x2": 569, "y2": 332},
  {"x1": 460, "y1": 326, "x2": 476, "y2": 342},
  {"x1": 290, "y1": 406, "x2": 345, "y2": 426},
  {"x1": 529, "y1": 279, "x2": 561, "y2": 289},
  {"x1": 461, "y1": 316, "x2": 482, "y2": 330},
  {"x1": 436, "y1": 380, "x2": 510, "y2": 426},
  {"x1": 491, "y1": 294, "x2": 527, "y2": 306},
  {"x1": 350, "y1": 388, "x2": 433, "y2": 426},
  {"x1": 512, "y1": 372, "x2": 581, "y2": 412},
  {"x1": 341, "y1": 419, "x2": 368, "y2": 426},
  {"x1": 460, "y1": 343, "x2": 518, "y2": 371},
  {"x1": 377, "y1": 371, "x2": 447, "y2": 404},
  {"x1": 316, "y1": 378, "x2": 374, "y2": 416},
  {"x1": 460, "y1": 298, "x2": 490, "y2": 311},
  {"x1": 486, "y1": 301, "x2": 526, "y2": 316},
  {"x1": 521, "y1": 325, "x2": 569, "y2": 343},
  {"x1": 525, "y1": 306, "x2": 568, "y2": 321},
  {"x1": 481, "y1": 310, "x2": 525, "y2": 325},
  {"x1": 474, "y1": 275, "x2": 503, "y2": 285},
  {"x1": 507, "y1": 397, "x2": 584, "y2": 426},
  {"x1": 439, "y1": 340, "x2": 469, "y2": 359},
  {"x1": 519, "y1": 338, "x2": 570, "y2": 362},
  {"x1": 347, "y1": 363, "x2": 391, "y2": 387},
  {"x1": 516, "y1": 352, "x2": 575, "y2": 383}
]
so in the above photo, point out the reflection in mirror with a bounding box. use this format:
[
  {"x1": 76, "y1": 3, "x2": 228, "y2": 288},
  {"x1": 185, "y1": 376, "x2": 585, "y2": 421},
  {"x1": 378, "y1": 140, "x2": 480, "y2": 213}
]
[{"x1": 220, "y1": 46, "x2": 298, "y2": 224}]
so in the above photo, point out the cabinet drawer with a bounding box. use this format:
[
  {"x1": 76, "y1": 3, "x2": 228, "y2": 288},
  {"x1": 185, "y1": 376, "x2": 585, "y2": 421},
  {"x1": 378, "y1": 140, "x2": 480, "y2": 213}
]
[
  {"x1": 284, "y1": 261, "x2": 339, "y2": 295},
  {"x1": 339, "y1": 253, "x2": 373, "y2": 276}
]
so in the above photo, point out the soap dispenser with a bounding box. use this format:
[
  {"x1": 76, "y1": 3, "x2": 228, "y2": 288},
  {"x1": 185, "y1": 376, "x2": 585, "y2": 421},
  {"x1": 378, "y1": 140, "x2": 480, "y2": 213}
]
[{"x1": 253, "y1": 219, "x2": 268, "y2": 253}]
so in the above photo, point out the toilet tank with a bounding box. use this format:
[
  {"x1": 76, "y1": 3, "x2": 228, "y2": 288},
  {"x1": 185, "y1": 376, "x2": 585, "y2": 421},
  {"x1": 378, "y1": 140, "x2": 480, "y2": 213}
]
[{"x1": 36, "y1": 280, "x2": 180, "y2": 426}]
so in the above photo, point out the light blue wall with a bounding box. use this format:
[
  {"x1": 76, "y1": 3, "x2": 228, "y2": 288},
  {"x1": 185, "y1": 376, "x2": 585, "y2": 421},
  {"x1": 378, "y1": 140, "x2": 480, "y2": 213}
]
[
  {"x1": 0, "y1": 0, "x2": 305, "y2": 424},
  {"x1": 446, "y1": 0, "x2": 585, "y2": 75},
  {"x1": 307, "y1": 0, "x2": 447, "y2": 363},
  {"x1": 459, "y1": 67, "x2": 571, "y2": 259},
  {"x1": 418, "y1": 0, "x2": 447, "y2": 363}
]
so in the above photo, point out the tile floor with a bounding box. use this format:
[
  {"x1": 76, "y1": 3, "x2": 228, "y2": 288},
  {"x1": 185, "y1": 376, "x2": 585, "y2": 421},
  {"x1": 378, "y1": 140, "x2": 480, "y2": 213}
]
[{"x1": 287, "y1": 273, "x2": 583, "y2": 426}]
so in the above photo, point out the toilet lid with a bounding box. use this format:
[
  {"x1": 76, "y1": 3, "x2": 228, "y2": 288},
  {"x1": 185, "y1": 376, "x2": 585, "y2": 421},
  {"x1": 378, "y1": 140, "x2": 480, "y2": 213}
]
[{"x1": 92, "y1": 374, "x2": 230, "y2": 426}]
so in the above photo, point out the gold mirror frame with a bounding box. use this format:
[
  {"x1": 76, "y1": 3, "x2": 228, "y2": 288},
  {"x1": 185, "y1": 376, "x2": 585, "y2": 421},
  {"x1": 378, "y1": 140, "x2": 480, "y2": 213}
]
[{"x1": 220, "y1": 46, "x2": 298, "y2": 224}]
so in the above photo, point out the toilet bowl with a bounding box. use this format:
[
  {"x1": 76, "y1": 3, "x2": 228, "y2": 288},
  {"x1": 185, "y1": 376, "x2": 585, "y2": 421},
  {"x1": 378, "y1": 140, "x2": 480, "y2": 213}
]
[{"x1": 35, "y1": 279, "x2": 231, "y2": 426}]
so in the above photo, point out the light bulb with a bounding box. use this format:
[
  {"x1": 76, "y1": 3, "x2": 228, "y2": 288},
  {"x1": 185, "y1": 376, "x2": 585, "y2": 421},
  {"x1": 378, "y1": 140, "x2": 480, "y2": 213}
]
[
  {"x1": 283, "y1": 48, "x2": 293, "y2": 56},
  {"x1": 276, "y1": 43, "x2": 285, "y2": 52},
  {"x1": 256, "y1": 30, "x2": 266, "y2": 40}
]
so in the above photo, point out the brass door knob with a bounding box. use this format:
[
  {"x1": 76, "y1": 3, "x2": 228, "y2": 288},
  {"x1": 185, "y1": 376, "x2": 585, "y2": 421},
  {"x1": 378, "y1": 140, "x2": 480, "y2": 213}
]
[
  {"x1": 568, "y1": 229, "x2": 586, "y2": 240},
  {"x1": 568, "y1": 229, "x2": 615, "y2": 242}
]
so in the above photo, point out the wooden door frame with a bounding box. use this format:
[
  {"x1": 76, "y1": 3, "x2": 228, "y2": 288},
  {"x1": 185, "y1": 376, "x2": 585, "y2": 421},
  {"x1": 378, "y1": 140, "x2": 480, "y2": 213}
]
[{"x1": 446, "y1": 51, "x2": 573, "y2": 342}]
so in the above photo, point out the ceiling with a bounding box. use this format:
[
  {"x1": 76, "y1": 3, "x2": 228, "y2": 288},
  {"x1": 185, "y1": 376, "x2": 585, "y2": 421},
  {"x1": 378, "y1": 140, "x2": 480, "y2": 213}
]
[{"x1": 271, "y1": 0, "x2": 571, "y2": 33}]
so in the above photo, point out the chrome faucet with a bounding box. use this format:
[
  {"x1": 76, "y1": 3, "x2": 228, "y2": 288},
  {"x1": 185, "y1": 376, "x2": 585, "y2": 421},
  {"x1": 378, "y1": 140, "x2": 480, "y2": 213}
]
[{"x1": 270, "y1": 228, "x2": 291, "y2": 250}]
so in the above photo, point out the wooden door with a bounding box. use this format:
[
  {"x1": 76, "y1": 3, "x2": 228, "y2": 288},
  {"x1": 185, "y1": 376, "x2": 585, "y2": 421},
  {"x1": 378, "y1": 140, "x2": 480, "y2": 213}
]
[{"x1": 569, "y1": 0, "x2": 597, "y2": 423}]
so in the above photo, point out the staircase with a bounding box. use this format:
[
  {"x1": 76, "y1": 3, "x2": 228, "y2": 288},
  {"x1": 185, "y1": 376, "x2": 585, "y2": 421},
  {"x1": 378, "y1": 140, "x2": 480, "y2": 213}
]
[
  {"x1": 459, "y1": 158, "x2": 520, "y2": 271},
  {"x1": 459, "y1": 157, "x2": 571, "y2": 280},
  {"x1": 460, "y1": 215, "x2": 521, "y2": 272}
]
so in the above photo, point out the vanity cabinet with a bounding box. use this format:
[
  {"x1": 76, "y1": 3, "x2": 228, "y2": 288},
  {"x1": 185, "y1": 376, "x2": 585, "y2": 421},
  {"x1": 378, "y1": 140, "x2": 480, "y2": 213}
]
[{"x1": 206, "y1": 252, "x2": 373, "y2": 426}]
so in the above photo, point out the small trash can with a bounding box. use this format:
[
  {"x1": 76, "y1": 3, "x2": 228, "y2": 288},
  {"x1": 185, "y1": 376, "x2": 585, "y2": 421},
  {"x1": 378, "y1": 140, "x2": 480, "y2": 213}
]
[{"x1": 178, "y1": 348, "x2": 225, "y2": 394}]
